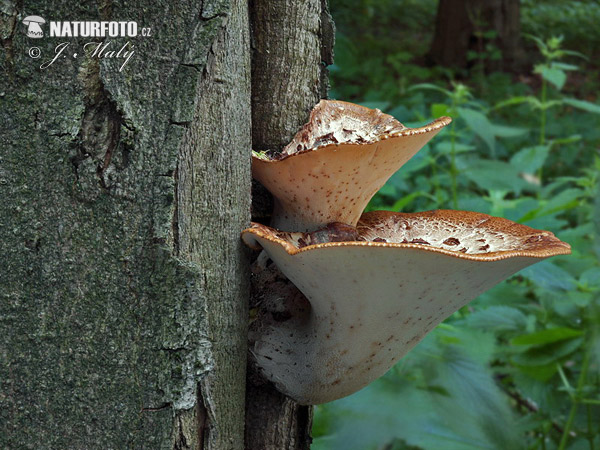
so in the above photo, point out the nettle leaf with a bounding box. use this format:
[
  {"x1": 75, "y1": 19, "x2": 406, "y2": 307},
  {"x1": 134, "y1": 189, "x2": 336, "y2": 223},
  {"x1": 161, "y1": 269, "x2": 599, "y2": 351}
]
[
  {"x1": 512, "y1": 370, "x2": 565, "y2": 410},
  {"x1": 392, "y1": 191, "x2": 426, "y2": 211},
  {"x1": 431, "y1": 103, "x2": 451, "y2": 118},
  {"x1": 539, "y1": 66, "x2": 567, "y2": 90},
  {"x1": 513, "y1": 362, "x2": 560, "y2": 382},
  {"x1": 540, "y1": 290, "x2": 582, "y2": 319},
  {"x1": 510, "y1": 338, "x2": 583, "y2": 367},
  {"x1": 457, "y1": 195, "x2": 492, "y2": 215},
  {"x1": 563, "y1": 97, "x2": 600, "y2": 114},
  {"x1": 463, "y1": 159, "x2": 529, "y2": 193},
  {"x1": 511, "y1": 327, "x2": 583, "y2": 346},
  {"x1": 494, "y1": 96, "x2": 540, "y2": 110},
  {"x1": 519, "y1": 188, "x2": 583, "y2": 222},
  {"x1": 520, "y1": 260, "x2": 577, "y2": 291},
  {"x1": 388, "y1": 104, "x2": 411, "y2": 120},
  {"x1": 465, "y1": 306, "x2": 528, "y2": 333},
  {"x1": 503, "y1": 197, "x2": 540, "y2": 222},
  {"x1": 457, "y1": 107, "x2": 495, "y2": 152},
  {"x1": 314, "y1": 328, "x2": 521, "y2": 450},
  {"x1": 520, "y1": 215, "x2": 568, "y2": 233},
  {"x1": 580, "y1": 267, "x2": 600, "y2": 288},
  {"x1": 475, "y1": 281, "x2": 530, "y2": 308},
  {"x1": 510, "y1": 145, "x2": 550, "y2": 174},
  {"x1": 488, "y1": 123, "x2": 528, "y2": 139},
  {"x1": 551, "y1": 62, "x2": 579, "y2": 71},
  {"x1": 538, "y1": 188, "x2": 583, "y2": 214},
  {"x1": 378, "y1": 182, "x2": 397, "y2": 198},
  {"x1": 568, "y1": 291, "x2": 593, "y2": 309},
  {"x1": 436, "y1": 141, "x2": 475, "y2": 154}
]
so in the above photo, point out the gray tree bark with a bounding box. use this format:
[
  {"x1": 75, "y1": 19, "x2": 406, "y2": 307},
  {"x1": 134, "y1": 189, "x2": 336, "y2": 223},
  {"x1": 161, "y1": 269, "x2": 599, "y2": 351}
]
[
  {"x1": 1, "y1": 0, "x2": 250, "y2": 449},
  {"x1": 245, "y1": 0, "x2": 334, "y2": 449}
]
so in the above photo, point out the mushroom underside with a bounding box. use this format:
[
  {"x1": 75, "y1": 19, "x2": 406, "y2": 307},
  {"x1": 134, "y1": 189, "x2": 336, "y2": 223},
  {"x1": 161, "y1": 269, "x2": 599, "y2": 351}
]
[{"x1": 242, "y1": 210, "x2": 570, "y2": 404}]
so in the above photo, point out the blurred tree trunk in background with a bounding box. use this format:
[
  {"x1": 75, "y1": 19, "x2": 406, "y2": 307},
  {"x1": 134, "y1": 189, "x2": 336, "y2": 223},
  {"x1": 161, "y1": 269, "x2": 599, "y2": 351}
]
[{"x1": 428, "y1": 0, "x2": 525, "y2": 72}]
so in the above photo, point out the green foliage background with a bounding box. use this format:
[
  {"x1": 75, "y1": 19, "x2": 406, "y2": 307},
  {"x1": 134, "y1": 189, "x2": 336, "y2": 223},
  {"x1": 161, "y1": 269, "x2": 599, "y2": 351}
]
[{"x1": 312, "y1": 1, "x2": 600, "y2": 449}]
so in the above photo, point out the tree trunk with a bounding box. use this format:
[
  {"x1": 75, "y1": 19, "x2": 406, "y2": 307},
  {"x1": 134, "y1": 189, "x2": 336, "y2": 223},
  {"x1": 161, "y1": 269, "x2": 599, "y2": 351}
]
[
  {"x1": 245, "y1": 0, "x2": 334, "y2": 449},
  {"x1": 1, "y1": 0, "x2": 250, "y2": 449},
  {"x1": 428, "y1": 0, "x2": 525, "y2": 72}
]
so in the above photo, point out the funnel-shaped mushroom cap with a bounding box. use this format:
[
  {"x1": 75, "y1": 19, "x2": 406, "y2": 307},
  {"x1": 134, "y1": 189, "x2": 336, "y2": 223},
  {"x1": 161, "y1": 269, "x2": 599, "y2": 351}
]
[
  {"x1": 242, "y1": 210, "x2": 570, "y2": 404},
  {"x1": 253, "y1": 100, "x2": 451, "y2": 232}
]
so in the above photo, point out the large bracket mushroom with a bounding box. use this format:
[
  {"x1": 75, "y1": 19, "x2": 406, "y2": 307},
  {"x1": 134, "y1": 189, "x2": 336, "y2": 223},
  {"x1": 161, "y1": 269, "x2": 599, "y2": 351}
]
[
  {"x1": 243, "y1": 211, "x2": 570, "y2": 404},
  {"x1": 244, "y1": 101, "x2": 571, "y2": 405}
]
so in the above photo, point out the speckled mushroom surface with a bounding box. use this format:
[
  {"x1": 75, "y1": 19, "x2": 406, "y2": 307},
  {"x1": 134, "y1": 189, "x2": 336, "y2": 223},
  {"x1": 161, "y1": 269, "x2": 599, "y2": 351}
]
[
  {"x1": 253, "y1": 100, "x2": 451, "y2": 232},
  {"x1": 242, "y1": 210, "x2": 570, "y2": 404}
]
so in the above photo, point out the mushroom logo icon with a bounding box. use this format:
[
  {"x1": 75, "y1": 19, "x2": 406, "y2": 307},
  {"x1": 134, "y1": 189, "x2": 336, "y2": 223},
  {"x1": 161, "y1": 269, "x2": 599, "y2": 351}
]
[{"x1": 22, "y1": 16, "x2": 46, "y2": 38}]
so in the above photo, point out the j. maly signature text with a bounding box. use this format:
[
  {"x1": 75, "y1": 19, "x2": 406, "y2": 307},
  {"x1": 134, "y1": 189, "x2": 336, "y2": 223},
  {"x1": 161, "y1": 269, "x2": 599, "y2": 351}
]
[{"x1": 40, "y1": 41, "x2": 135, "y2": 72}]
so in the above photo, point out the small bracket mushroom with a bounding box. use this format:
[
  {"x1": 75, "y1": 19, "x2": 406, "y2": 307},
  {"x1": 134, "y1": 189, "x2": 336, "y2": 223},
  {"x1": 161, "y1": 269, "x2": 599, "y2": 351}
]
[{"x1": 253, "y1": 100, "x2": 451, "y2": 232}]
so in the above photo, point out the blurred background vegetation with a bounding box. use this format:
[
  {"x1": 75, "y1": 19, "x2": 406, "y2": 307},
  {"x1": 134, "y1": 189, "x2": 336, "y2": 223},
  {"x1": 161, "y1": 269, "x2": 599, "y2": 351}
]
[{"x1": 312, "y1": 1, "x2": 600, "y2": 449}]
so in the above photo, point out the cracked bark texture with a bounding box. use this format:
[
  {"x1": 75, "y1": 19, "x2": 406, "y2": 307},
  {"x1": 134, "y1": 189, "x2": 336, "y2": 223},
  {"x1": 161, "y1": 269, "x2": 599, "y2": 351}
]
[
  {"x1": 246, "y1": 0, "x2": 334, "y2": 449},
  {"x1": 0, "y1": 0, "x2": 249, "y2": 449}
]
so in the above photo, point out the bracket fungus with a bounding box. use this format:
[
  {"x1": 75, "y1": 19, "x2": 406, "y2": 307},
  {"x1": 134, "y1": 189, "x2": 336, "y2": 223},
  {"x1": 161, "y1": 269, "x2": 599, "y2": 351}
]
[
  {"x1": 244, "y1": 99, "x2": 570, "y2": 405},
  {"x1": 253, "y1": 100, "x2": 451, "y2": 232},
  {"x1": 242, "y1": 211, "x2": 570, "y2": 404}
]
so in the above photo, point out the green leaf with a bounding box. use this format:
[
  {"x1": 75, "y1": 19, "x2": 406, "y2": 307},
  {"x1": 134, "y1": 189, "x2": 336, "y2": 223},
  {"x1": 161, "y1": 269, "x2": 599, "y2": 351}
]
[
  {"x1": 511, "y1": 327, "x2": 583, "y2": 346},
  {"x1": 524, "y1": 34, "x2": 547, "y2": 52},
  {"x1": 551, "y1": 134, "x2": 582, "y2": 146},
  {"x1": 520, "y1": 261, "x2": 577, "y2": 291},
  {"x1": 513, "y1": 362, "x2": 559, "y2": 382},
  {"x1": 563, "y1": 97, "x2": 600, "y2": 114},
  {"x1": 551, "y1": 62, "x2": 579, "y2": 71},
  {"x1": 316, "y1": 328, "x2": 521, "y2": 450},
  {"x1": 252, "y1": 150, "x2": 269, "y2": 160},
  {"x1": 510, "y1": 145, "x2": 551, "y2": 174},
  {"x1": 561, "y1": 49, "x2": 589, "y2": 61},
  {"x1": 538, "y1": 188, "x2": 583, "y2": 215},
  {"x1": 489, "y1": 124, "x2": 528, "y2": 138},
  {"x1": 569, "y1": 291, "x2": 593, "y2": 308},
  {"x1": 409, "y1": 83, "x2": 452, "y2": 97},
  {"x1": 431, "y1": 103, "x2": 451, "y2": 118},
  {"x1": 465, "y1": 306, "x2": 528, "y2": 333},
  {"x1": 539, "y1": 99, "x2": 563, "y2": 110},
  {"x1": 494, "y1": 96, "x2": 539, "y2": 110},
  {"x1": 513, "y1": 369, "x2": 564, "y2": 408},
  {"x1": 511, "y1": 338, "x2": 583, "y2": 366},
  {"x1": 312, "y1": 405, "x2": 334, "y2": 439},
  {"x1": 539, "y1": 66, "x2": 567, "y2": 90},
  {"x1": 457, "y1": 107, "x2": 495, "y2": 153},
  {"x1": 519, "y1": 188, "x2": 583, "y2": 222},
  {"x1": 463, "y1": 159, "x2": 529, "y2": 193},
  {"x1": 392, "y1": 191, "x2": 425, "y2": 211},
  {"x1": 435, "y1": 141, "x2": 475, "y2": 154},
  {"x1": 580, "y1": 267, "x2": 600, "y2": 288}
]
